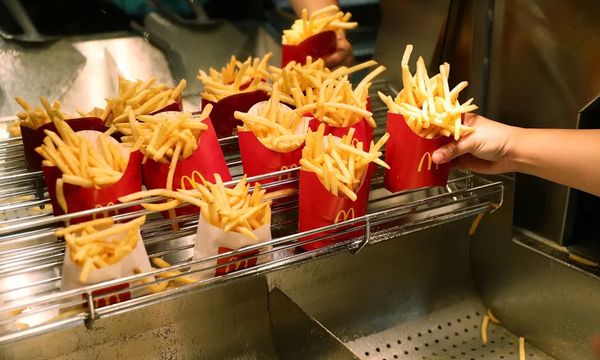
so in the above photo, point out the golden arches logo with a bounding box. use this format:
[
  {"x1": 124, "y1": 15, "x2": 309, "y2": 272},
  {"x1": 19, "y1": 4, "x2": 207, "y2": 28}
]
[
  {"x1": 223, "y1": 257, "x2": 251, "y2": 274},
  {"x1": 94, "y1": 292, "x2": 127, "y2": 308},
  {"x1": 334, "y1": 208, "x2": 355, "y2": 224},
  {"x1": 417, "y1": 152, "x2": 439, "y2": 172},
  {"x1": 216, "y1": 248, "x2": 259, "y2": 275},
  {"x1": 278, "y1": 164, "x2": 298, "y2": 181},
  {"x1": 351, "y1": 138, "x2": 361, "y2": 147},
  {"x1": 180, "y1": 170, "x2": 204, "y2": 190},
  {"x1": 92, "y1": 202, "x2": 120, "y2": 220}
]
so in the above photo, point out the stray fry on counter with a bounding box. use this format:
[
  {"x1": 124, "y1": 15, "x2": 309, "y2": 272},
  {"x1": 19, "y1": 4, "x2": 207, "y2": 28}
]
[
  {"x1": 481, "y1": 308, "x2": 502, "y2": 345},
  {"x1": 234, "y1": 83, "x2": 306, "y2": 152},
  {"x1": 119, "y1": 175, "x2": 271, "y2": 240},
  {"x1": 519, "y1": 337, "x2": 526, "y2": 360},
  {"x1": 103, "y1": 76, "x2": 186, "y2": 126},
  {"x1": 300, "y1": 123, "x2": 389, "y2": 200},
  {"x1": 56, "y1": 215, "x2": 146, "y2": 283},
  {"x1": 282, "y1": 5, "x2": 357, "y2": 45},
  {"x1": 9, "y1": 96, "x2": 72, "y2": 137},
  {"x1": 378, "y1": 44, "x2": 478, "y2": 140},
  {"x1": 115, "y1": 106, "x2": 212, "y2": 192},
  {"x1": 197, "y1": 53, "x2": 272, "y2": 102},
  {"x1": 35, "y1": 119, "x2": 129, "y2": 212}
]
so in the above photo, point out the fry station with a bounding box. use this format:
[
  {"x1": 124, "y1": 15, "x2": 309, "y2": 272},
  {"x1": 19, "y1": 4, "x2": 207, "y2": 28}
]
[{"x1": 0, "y1": 1, "x2": 599, "y2": 359}]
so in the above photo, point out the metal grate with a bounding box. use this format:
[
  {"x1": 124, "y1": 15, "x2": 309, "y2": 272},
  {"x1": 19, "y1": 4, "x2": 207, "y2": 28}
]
[
  {"x1": 348, "y1": 300, "x2": 553, "y2": 360},
  {"x1": 0, "y1": 80, "x2": 505, "y2": 345}
]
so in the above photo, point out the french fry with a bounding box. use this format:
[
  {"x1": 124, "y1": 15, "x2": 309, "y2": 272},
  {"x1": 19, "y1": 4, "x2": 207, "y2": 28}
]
[
  {"x1": 300, "y1": 123, "x2": 389, "y2": 200},
  {"x1": 102, "y1": 77, "x2": 186, "y2": 126},
  {"x1": 10, "y1": 96, "x2": 73, "y2": 136},
  {"x1": 378, "y1": 44, "x2": 477, "y2": 140},
  {"x1": 122, "y1": 175, "x2": 271, "y2": 240},
  {"x1": 197, "y1": 53, "x2": 272, "y2": 102},
  {"x1": 282, "y1": 5, "x2": 357, "y2": 45},
  {"x1": 119, "y1": 109, "x2": 211, "y2": 191},
  {"x1": 234, "y1": 83, "x2": 306, "y2": 152},
  {"x1": 56, "y1": 215, "x2": 146, "y2": 283},
  {"x1": 278, "y1": 61, "x2": 383, "y2": 128},
  {"x1": 35, "y1": 120, "x2": 130, "y2": 212},
  {"x1": 269, "y1": 58, "x2": 383, "y2": 129}
]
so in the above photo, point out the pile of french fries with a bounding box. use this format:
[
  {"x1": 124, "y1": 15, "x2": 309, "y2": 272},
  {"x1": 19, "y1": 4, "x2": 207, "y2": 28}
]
[
  {"x1": 282, "y1": 5, "x2": 357, "y2": 45},
  {"x1": 115, "y1": 106, "x2": 212, "y2": 192},
  {"x1": 56, "y1": 215, "x2": 146, "y2": 283},
  {"x1": 378, "y1": 44, "x2": 478, "y2": 140},
  {"x1": 120, "y1": 175, "x2": 271, "y2": 240},
  {"x1": 197, "y1": 53, "x2": 272, "y2": 102},
  {"x1": 268, "y1": 58, "x2": 385, "y2": 128},
  {"x1": 234, "y1": 83, "x2": 306, "y2": 152},
  {"x1": 9, "y1": 96, "x2": 72, "y2": 136},
  {"x1": 300, "y1": 123, "x2": 389, "y2": 200},
  {"x1": 35, "y1": 119, "x2": 129, "y2": 212},
  {"x1": 102, "y1": 76, "x2": 187, "y2": 126}
]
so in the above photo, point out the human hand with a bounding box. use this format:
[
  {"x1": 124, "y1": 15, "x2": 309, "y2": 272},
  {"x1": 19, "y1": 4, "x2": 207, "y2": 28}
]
[
  {"x1": 324, "y1": 30, "x2": 354, "y2": 68},
  {"x1": 432, "y1": 113, "x2": 520, "y2": 174}
]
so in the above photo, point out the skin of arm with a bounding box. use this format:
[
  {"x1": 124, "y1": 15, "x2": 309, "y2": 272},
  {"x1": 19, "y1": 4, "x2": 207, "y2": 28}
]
[
  {"x1": 287, "y1": 0, "x2": 354, "y2": 68},
  {"x1": 432, "y1": 113, "x2": 600, "y2": 197}
]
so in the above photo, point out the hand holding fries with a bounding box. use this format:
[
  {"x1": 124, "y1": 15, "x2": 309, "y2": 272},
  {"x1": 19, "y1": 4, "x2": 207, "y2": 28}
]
[
  {"x1": 235, "y1": 83, "x2": 307, "y2": 152},
  {"x1": 300, "y1": 123, "x2": 389, "y2": 200},
  {"x1": 283, "y1": 5, "x2": 357, "y2": 45},
  {"x1": 56, "y1": 215, "x2": 146, "y2": 283},
  {"x1": 197, "y1": 53, "x2": 272, "y2": 102},
  {"x1": 103, "y1": 76, "x2": 186, "y2": 126},
  {"x1": 378, "y1": 44, "x2": 478, "y2": 140}
]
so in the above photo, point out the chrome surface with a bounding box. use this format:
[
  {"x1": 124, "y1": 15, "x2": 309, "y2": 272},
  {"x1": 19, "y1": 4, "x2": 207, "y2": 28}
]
[
  {"x1": 471, "y1": 178, "x2": 600, "y2": 360},
  {"x1": 269, "y1": 288, "x2": 360, "y2": 360},
  {"x1": 486, "y1": 0, "x2": 600, "y2": 244}
]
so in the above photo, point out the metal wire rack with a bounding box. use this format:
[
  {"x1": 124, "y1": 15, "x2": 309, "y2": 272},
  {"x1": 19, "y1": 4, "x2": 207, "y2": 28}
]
[{"x1": 0, "y1": 80, "x2": 504, "y2": 345}]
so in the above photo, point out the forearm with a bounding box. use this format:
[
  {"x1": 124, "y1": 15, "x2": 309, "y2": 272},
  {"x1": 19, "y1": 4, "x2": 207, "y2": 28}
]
[
  {"x1": 510, "y1": 128, "x2": 600, "y2": 196},
  {"x1": 288, "y1": 0, "x2": 338, "y2": 16}
]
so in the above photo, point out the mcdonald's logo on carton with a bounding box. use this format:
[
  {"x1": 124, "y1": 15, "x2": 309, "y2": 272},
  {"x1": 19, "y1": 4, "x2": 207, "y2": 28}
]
[
  {"x1": 92, "y1": 202, "x2": 120, "y2": 220},
  {"x1": 215, "y1": 247, "x2": 259, "y2": 276},
  {"x1": 334, "y1": 208, "x2": 355, "y2": 224},
  {"x1": 277, "y1": 164, "x2": 298, "y2": 181},
  {"x1": 417, "y1": 152, "x2": 439, "y2": 172},
  {"x1": 180, "y1": 170, "x2": 204, "y2": 190}
]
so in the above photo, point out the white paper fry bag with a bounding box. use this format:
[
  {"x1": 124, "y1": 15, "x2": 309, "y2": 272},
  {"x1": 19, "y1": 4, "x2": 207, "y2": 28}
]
[
  {"x1": 60, "y1": 230, "x2": 152, "y2": 308},
  {"x1": 193, "y1": 214, "x2": 272, "y2": 280}
]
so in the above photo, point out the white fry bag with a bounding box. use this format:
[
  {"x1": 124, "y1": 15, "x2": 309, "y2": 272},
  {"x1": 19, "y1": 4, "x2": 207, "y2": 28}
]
[
  {"x1": 60, "y1": 230, "x2": 152, "y2": 306},
  {"x1": 193, "y1": 214, "x2": 272, "y2": 280}
]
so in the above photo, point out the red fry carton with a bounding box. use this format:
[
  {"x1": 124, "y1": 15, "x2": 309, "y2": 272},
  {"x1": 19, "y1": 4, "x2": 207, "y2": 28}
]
[
  {"x1": 43, "y1": 150, "x2": 143, "y2": 223},
  {"x1": 281, "y1": 30, "x2": 337, "y2": 67},
  {"x1": 298, "y1": 166, "x2": 373, "y2": 251},
  {"x1": 384, "y1": 112, "x2": 452, "y2": 192},
  {"x1": 307, "y1": 116, "x2": 374, "y2": 147},
  {"x1": 60, "y1": 230, "x2": 152, "y2": 309},
  {"x1": 142, "y1": 116, "x2": 231, "y2": 217},
  {"x1": 238, "y1": 130, "x2": 303, "y2": 186},
  {"x1": 21, "y1": 117, "x2": 106, "y2": 172},
  {"x1": 202, "y1": 90, "x2": 269, "y2": 138}
]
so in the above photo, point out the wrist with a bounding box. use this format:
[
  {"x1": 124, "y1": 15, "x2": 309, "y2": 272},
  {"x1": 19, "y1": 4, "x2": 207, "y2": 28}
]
[{"x1": 506, "y1": 126, "x2": 529, "y2": 174}]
